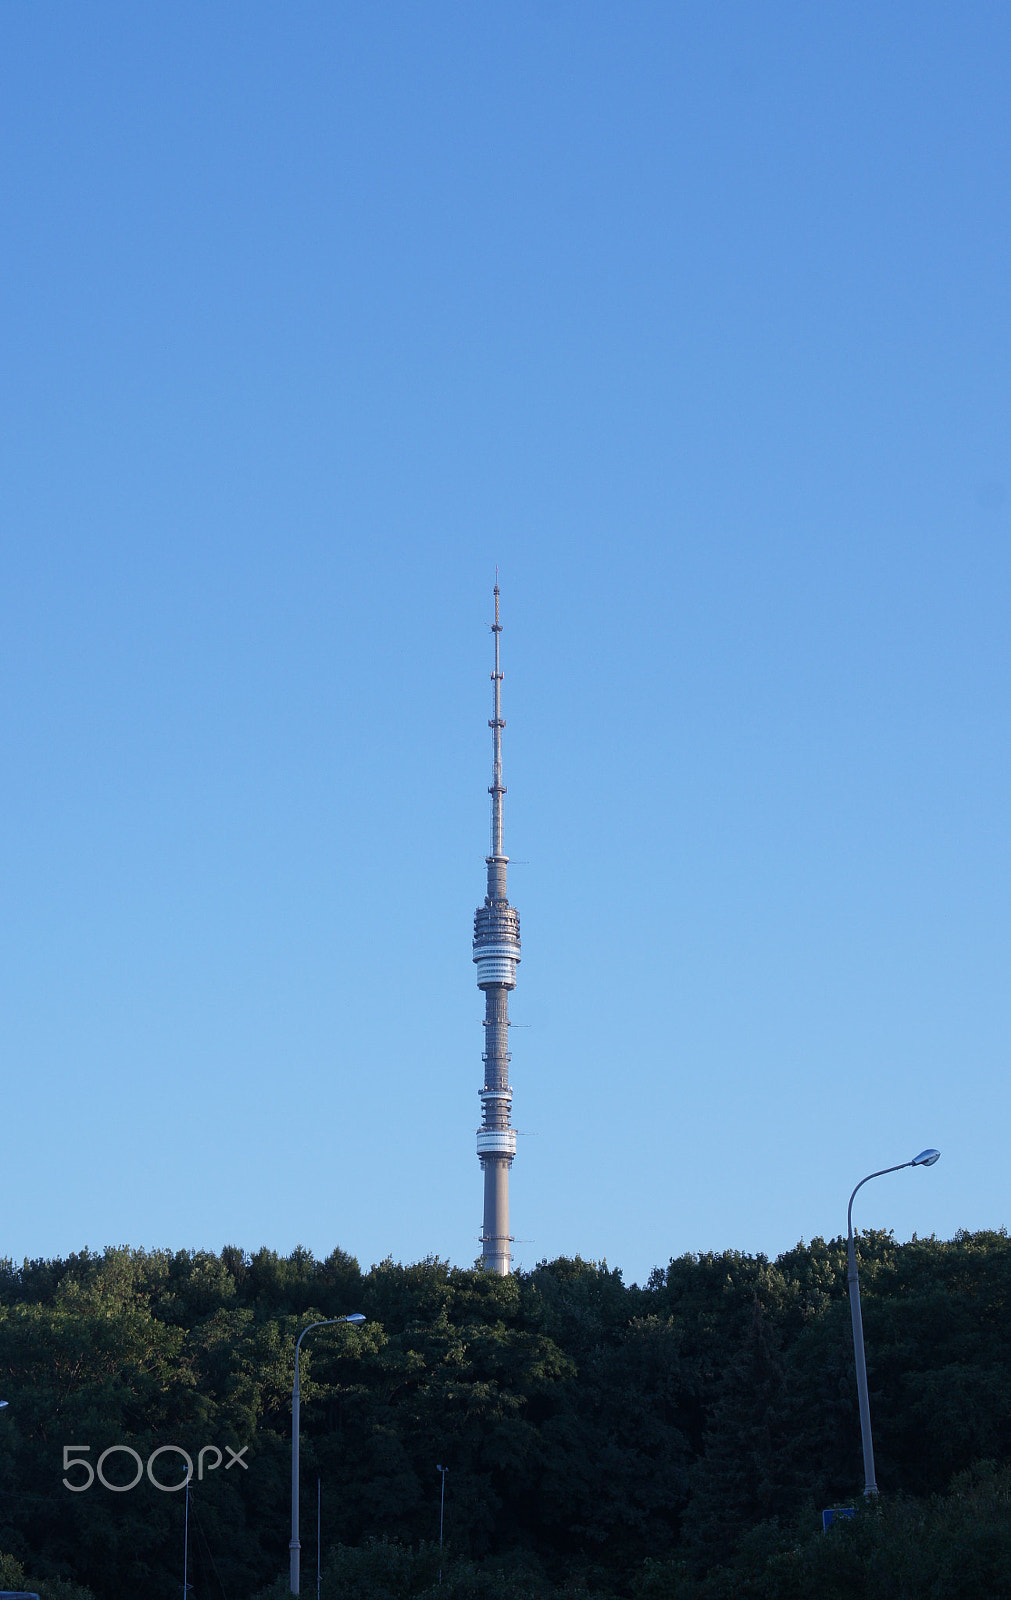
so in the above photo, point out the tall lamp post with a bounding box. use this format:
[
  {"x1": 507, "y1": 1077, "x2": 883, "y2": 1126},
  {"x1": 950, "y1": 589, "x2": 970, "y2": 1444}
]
[
  {"x1": 290, "y1": 1314, "x2": 366, "y2": 1595},
  {"x1": 847, "y1": 1149, "x2": 940, "y2": 1497}
]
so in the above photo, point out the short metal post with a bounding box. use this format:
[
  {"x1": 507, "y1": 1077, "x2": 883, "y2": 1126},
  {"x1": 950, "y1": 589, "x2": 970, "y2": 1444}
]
[
  {"x1": 183, "y1": 1477, "x2": 190, "y2": 1598},
  {"x1": 437, "y1": 1465, "x2": 448, "y2": 1583}
]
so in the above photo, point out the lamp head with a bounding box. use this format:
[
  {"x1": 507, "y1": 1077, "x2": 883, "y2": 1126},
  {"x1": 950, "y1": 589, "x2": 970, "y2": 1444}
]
[
  {"x1": 344, "y1": 1313, "x2": 367, "y2": 1324},
  {"x1": 911, "y1": 1149, "x2": 941, "y2": 1167}
]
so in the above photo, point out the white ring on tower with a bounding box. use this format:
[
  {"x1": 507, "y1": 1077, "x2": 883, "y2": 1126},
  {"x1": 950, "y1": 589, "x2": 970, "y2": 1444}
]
[{"x1": 477, "y1": 1129, "x2": 518, "y2": 1157}]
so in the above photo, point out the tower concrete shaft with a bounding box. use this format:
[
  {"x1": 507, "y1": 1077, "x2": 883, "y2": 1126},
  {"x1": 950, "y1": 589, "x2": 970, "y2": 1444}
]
[{"x1": 472, "y1": 584, "x2": 519, "y2": 1274}]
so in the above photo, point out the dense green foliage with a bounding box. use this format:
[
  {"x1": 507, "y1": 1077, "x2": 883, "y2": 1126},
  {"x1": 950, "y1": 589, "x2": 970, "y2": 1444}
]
[{"x1": 0, "y1": 1230, "x2": 1009, "y2": 1597}]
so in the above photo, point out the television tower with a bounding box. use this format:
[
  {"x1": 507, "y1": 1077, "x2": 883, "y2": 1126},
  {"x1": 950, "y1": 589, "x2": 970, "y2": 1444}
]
[{"x1": 473, "y1": 583, "x2": 520, "y2": 1274}]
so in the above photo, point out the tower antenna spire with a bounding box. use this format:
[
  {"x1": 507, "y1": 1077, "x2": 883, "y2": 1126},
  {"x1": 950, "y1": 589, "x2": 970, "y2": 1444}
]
[
  {"x1": 490, "y1": 578, "x2": 504, "y2": 862},
  {"x1": 472, "y1": 579, "x2": 520, "y2": 1273}
]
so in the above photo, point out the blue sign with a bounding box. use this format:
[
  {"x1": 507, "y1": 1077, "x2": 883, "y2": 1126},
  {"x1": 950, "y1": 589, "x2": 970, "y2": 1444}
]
[{"x1": 822, "y1": 1507, "x2": 855, "y2": 1531}]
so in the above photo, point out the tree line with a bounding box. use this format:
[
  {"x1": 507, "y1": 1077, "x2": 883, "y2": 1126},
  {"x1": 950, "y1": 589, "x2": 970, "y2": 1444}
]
[{"x1": 0, "y1": 1229, "x2": 1009, "y2": 1598}]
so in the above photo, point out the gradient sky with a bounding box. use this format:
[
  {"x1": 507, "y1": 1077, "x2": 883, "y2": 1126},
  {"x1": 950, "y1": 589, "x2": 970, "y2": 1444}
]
[{"x1": 1, "y1": 3, "x2": 1008, "y2": 1284}]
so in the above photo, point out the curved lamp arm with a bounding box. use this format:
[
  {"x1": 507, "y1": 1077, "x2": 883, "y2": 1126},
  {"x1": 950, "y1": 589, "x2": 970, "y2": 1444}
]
[
  {"x1": 847, "y1": 1163, "x2": 911, "y2": 1242},
  {"x1": 293, "y1": 1314, "x2": 367, "y2": 1392},
  {"x1": 848, "y1": 1150, "x2": 942, "y2": 1243}
]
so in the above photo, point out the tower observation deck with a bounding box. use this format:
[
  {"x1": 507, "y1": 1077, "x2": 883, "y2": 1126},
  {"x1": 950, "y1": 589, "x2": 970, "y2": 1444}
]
[{"x1": 473, "y1": 583, "x2": 520, "y2": 1274}]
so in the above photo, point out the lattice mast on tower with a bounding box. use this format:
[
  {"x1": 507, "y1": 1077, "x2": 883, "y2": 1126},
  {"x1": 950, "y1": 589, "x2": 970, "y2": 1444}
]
[{"x1": 473, "y1": 583, "x2": 520, "y2": 1274}]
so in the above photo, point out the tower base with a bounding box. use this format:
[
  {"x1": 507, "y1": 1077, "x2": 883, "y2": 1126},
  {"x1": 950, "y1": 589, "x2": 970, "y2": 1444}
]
[{"x1": 480, "y1": 1155, "x2": 512, "y2": 1274}]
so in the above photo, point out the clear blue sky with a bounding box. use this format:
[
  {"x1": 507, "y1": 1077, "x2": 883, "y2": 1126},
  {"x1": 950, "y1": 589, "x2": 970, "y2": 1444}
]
[{"x1": 1, "y1": 3, "x2": 1007, "y2": 1283}]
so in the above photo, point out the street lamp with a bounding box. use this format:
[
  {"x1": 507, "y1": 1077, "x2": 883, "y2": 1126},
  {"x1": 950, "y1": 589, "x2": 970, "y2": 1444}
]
[
  {"x1": 290, "y1": 1314, "x2": 366, "y2": 1595},
  {"x1": 847, "y1": 1149, "x2": 940, "y2": 1497}
]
